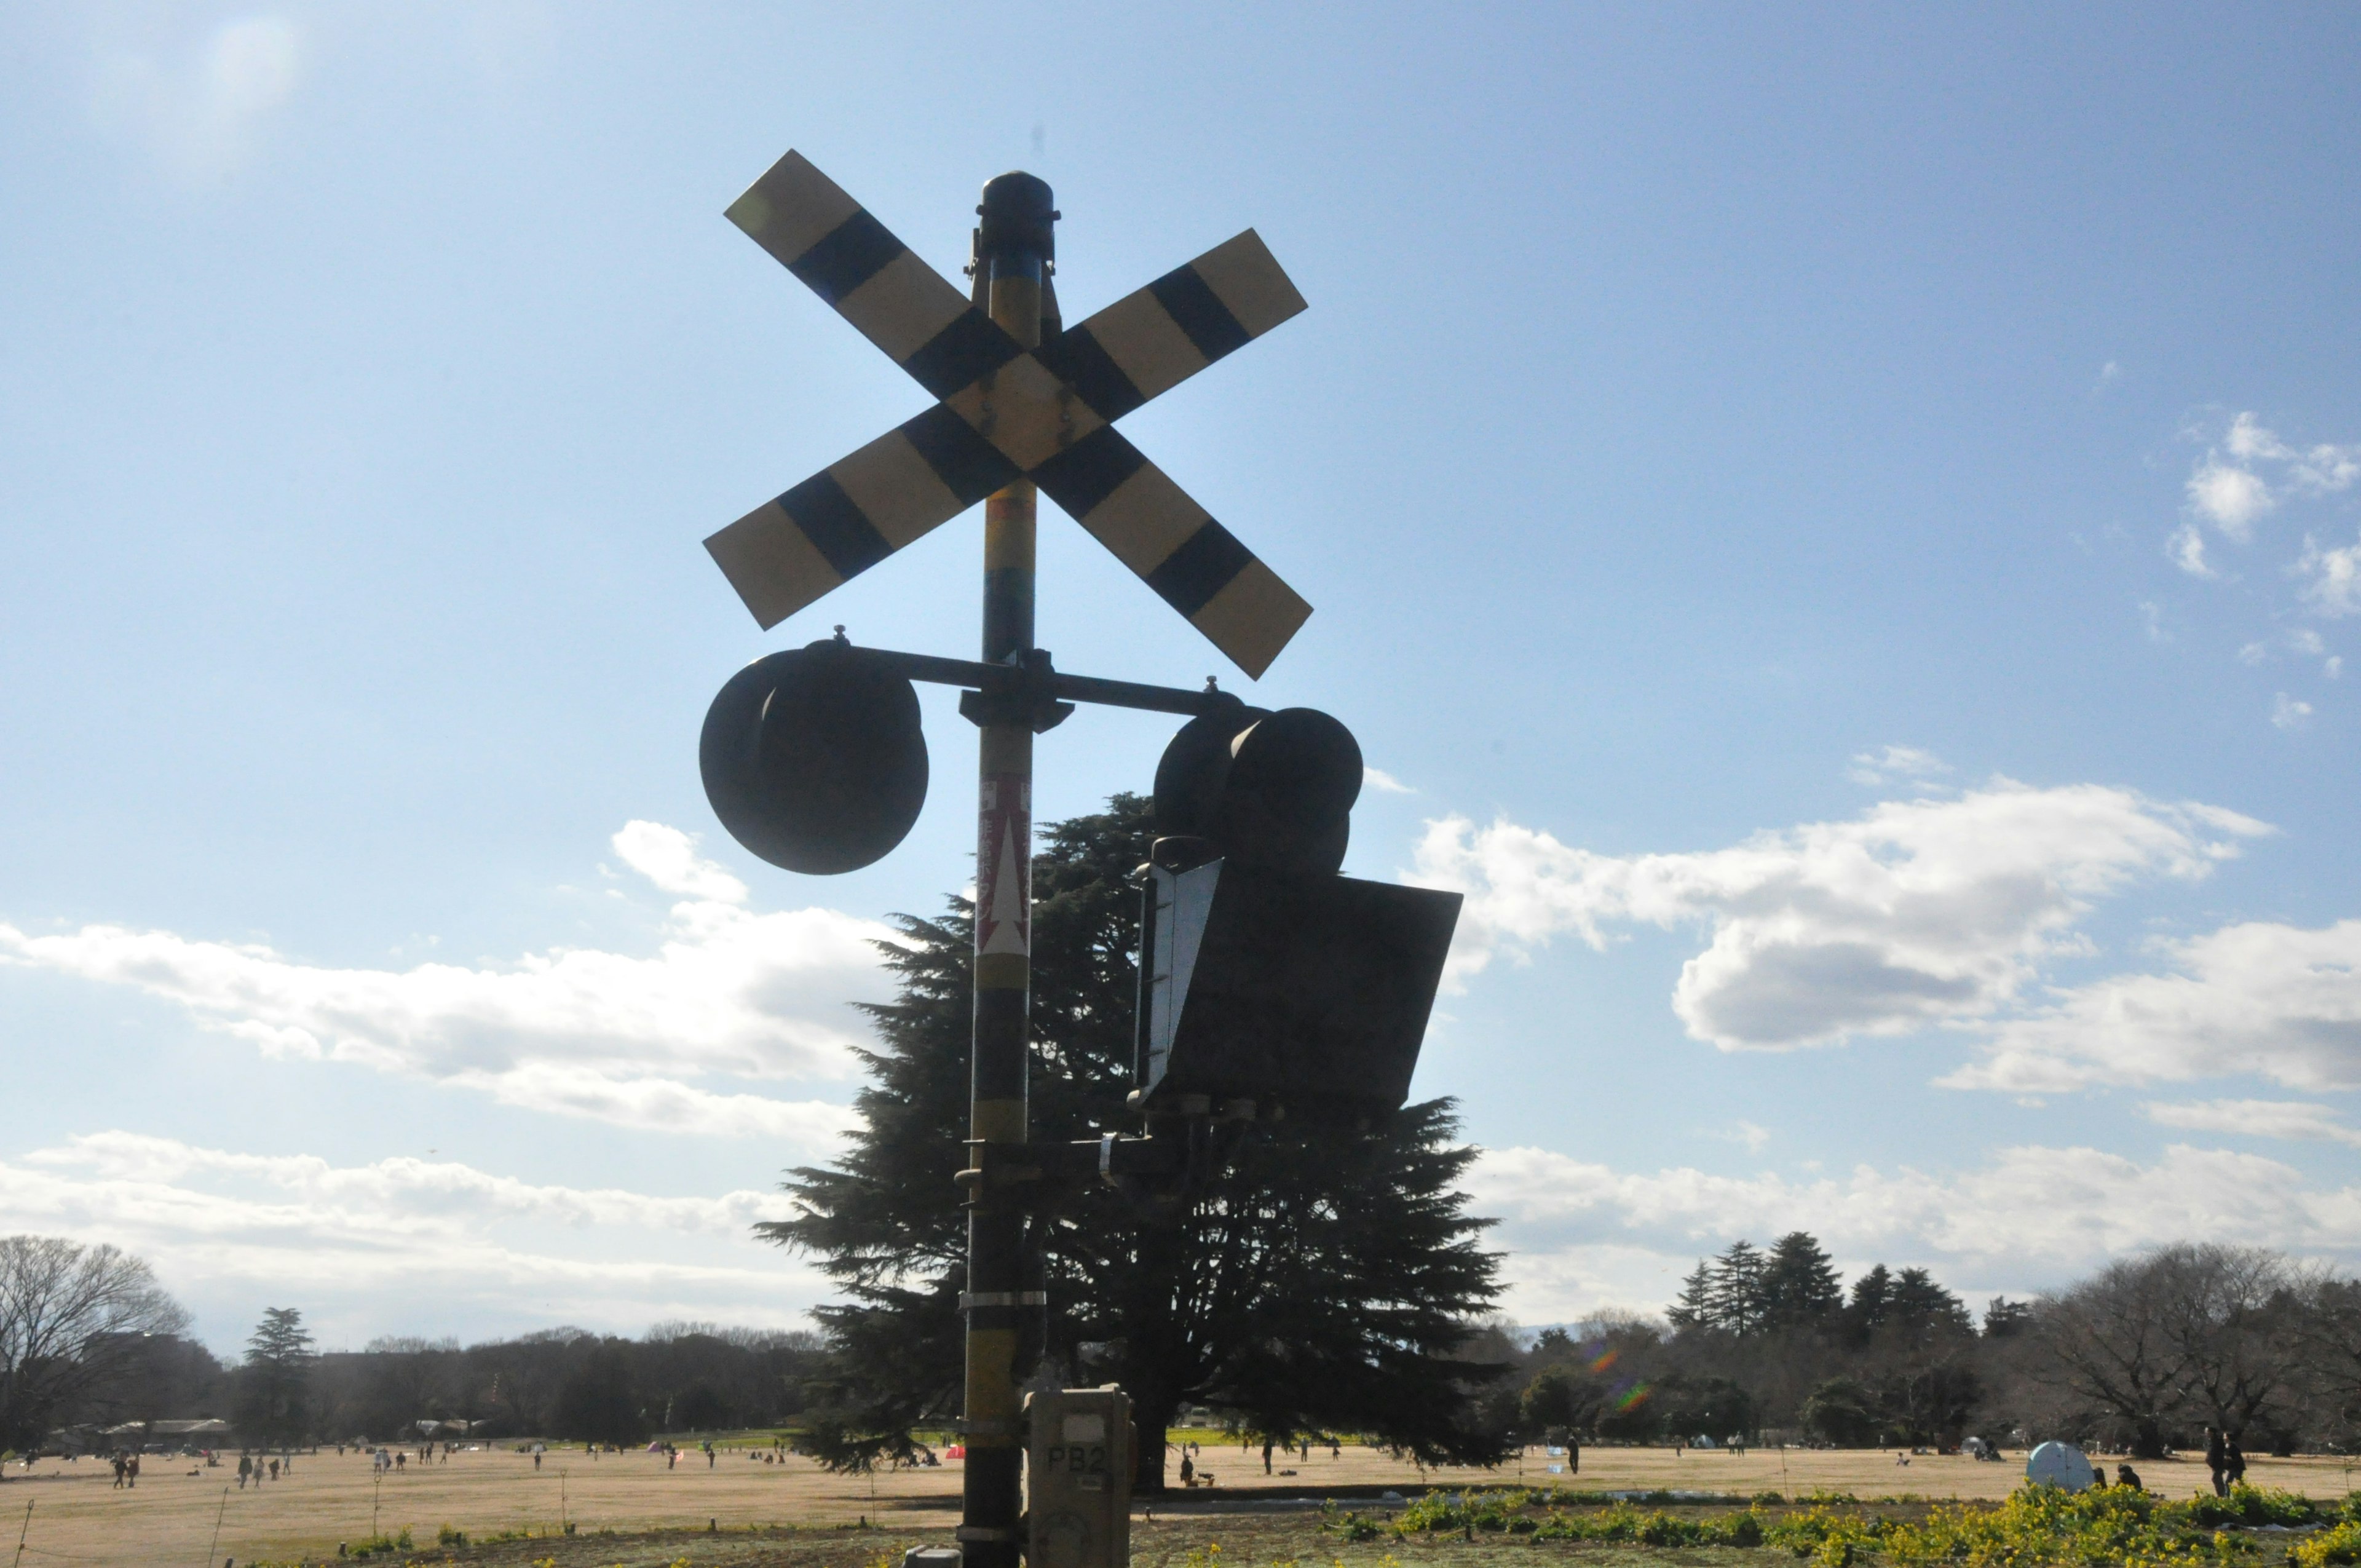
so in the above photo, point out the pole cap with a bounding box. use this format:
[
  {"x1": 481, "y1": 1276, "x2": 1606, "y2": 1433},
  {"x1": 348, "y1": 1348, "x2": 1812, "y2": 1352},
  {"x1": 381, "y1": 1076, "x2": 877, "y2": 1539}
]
[{"x1": 977, "y1": 171, "x2": 1057, "y2": 268}]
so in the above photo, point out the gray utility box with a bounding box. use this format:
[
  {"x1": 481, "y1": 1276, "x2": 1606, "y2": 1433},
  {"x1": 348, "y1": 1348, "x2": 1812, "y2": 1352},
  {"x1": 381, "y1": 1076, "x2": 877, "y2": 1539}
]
[
  {"x1": 1026, "y1": 1387, "x2": 1131, "y2": 1568},
  {"x1": 1137, "y1": 858, "x2": 1461, "y2": 1120}
]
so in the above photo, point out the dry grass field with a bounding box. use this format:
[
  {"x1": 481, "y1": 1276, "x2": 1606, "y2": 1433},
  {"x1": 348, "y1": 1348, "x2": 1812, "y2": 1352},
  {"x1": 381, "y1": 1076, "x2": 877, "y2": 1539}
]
[{"x1": 5, "y1": 1441, "x2": 2354, "y2": 1568}]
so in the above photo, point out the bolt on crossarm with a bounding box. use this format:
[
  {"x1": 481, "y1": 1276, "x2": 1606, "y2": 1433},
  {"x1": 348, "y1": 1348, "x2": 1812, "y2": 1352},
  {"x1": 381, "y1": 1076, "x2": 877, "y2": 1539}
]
[{"x1": 960, "y1": 168, "x2": 1058, "y2": 1568}]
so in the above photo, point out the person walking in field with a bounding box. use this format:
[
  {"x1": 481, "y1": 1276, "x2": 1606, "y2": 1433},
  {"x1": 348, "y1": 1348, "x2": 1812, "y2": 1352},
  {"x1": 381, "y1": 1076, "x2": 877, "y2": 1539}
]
[
  {"x1": 125, "y1": 1455, "x2": 138, "y2": 1488},
  {"x1": 2226, "y1": 1434, "x2": 2247, "y2": 1489},
  {"x1": 2205, "y1": 1427, "x2": 2227, "y2": 1497},
  {"x1": 237, "y1": 1453, "x2": 251, "y2": 1489}
]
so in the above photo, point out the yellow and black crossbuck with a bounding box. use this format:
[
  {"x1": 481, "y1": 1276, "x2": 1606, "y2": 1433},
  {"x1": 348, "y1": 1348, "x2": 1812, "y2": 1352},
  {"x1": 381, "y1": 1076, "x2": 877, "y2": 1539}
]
[{"x1": 705, "y1": 151, "x2": 1313, "y2": 679}]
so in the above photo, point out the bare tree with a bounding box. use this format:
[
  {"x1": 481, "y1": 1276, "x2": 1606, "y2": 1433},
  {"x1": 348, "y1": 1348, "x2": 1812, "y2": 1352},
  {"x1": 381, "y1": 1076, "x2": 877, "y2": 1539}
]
[
  {"x1": 2034, "y1": 1251, "x2": 2194, "y2": 1457},
  {"x1": 2292, "y1": 1270, "x2": 2361, "y2": 1448},
  {"x1": 2034, "y1": 1243, "x2": 2297, "y2": 1457},
  {"x1": 0, "y1": 1235, "x2": 190, "y2": 1462},
  {"x1": 2153, "y1": 1244, "x2": 2296, "y2": 1436}
]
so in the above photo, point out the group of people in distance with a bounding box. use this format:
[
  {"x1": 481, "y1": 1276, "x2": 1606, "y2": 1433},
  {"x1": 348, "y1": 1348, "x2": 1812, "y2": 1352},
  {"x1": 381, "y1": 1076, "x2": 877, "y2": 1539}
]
[{"x1": 233, "y1": 1451, "x2": 289, "y2": 1488}]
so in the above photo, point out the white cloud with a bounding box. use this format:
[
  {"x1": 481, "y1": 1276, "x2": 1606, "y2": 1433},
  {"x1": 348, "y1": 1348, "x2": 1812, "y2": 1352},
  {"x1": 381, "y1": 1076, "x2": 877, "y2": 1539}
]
[
  {"x1": 1409, "y1": 779, "x2": 2268, "y2": 1051},
  {"x1": 2188, "y1": 461, "x2": 2276, "y2": 539},
  {"x1": 1846, "y1": 745, "x2": 1950, "y2": 786},
  {"x1": 2, "y1": 1132, "x2": 825, "y2": 1344},
  {"x1": 2142, "y1": 1099, "x2": 2361, "y2": 1150},
  {"x1": 1473, "y1": 1139, "x2": 2361, "y2": 1321},
  {"x1": 2237, "y1": 641, "x2": 2269, "y2": 667},
  {"x1": 2272, "y1": 692, "x2": 2314, "y2": 730},
  {"x1": 2169, "y1": 523, "x2": 2216, "y2": 579},
  {"x1": 1944, "y1": 918, "x2": 2361, "y2": 1094},
  {"x1": 91, "y1": 16, "x2": 302, "y2": 182},
  {"x1": 2141, "y1": 600, "x2": 2170, "y2": 641},
  {"x1": 611, "y1": 820, "x2": 749, "y2": 904},
  {"x1": 1707, "y1": 1120, "x2": 1771, "y2": 1154},
  {"x1": 1362, "y1": 766, "x2": 1416, "y2": 796},
  {"x1": 2330, "y1": 657, "x2": 2346, "y2": 681},
  {"x1": 2298, "y1": 533, "x2": 2361, "y2": 619},
  {"x1": 0, "y1": 823, "x2": 893, "y2": 1138},
  {"x1": 2177, "y1": 413, "x2": 2361, "y2": 567}
]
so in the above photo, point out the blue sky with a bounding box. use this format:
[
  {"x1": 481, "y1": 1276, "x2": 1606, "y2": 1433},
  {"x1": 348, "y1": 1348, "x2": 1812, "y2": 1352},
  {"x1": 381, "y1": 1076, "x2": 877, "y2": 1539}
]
[{"x1": 4, "y1": 2, "x2": 2359, "y2": 1353}]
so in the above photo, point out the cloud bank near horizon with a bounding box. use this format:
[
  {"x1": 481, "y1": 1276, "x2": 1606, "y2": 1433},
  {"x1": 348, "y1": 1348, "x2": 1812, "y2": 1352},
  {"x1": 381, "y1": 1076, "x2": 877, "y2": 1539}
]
[{"x1": 0, "y1": 822, "x2": 890, "y2": 1140}]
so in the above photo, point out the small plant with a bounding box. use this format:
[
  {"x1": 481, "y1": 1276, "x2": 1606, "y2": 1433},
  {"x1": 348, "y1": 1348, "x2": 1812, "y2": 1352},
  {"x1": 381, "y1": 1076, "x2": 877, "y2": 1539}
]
[
  {"x1": 2296, "y1": 1519, "x2": 2361, "y2": 1568},
  {"x1": 436, "y1": 1523, "x2": 467, "y2": 1547},
  {"x1": 344, "y1": 1527, "x2": 416, "y2": 1560}
]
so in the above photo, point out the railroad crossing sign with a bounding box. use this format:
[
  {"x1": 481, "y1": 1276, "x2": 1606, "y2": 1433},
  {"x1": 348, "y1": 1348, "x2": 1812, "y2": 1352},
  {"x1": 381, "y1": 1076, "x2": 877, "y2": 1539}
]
[{"x1": 705, "y1": 150, "x2": 1314, "y2": 678}]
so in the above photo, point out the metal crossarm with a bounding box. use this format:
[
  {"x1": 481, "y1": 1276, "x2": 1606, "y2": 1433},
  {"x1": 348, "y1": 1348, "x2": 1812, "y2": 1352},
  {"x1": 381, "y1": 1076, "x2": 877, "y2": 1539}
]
[
  {"x1": 1034, "y1": 230, "x2": 1305, "y2": 421},
  {"x1": 708, "y1": 150, "x2": 1315, "y2": 677}
]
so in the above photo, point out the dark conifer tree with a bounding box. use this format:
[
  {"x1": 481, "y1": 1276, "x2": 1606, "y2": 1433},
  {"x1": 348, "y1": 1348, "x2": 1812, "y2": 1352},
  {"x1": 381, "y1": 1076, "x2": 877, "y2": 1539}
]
[
  {"x1": 1847, "y1": 1264, "x2": 1895, "y2": 1339},
  {"x1": 1760, "y1": 1232, "x2": 1844, "y2": 1329},
  {"x1": 1888, "y1": 1267, "x2": 1974, "y2": 1334},
  {"x1": 235, "y1": 1307, "x2": 315, "y2": 1446},
  {"x1": 1709, "y1": 1241, "x2": 1768, "y2": 1336},
  {"x1": 1666, "y1": 1262, "x2": 1716, "y2": 1333},
  {"x1": 762, "y1": 795, "x2": 1509, "y2": 1490}
]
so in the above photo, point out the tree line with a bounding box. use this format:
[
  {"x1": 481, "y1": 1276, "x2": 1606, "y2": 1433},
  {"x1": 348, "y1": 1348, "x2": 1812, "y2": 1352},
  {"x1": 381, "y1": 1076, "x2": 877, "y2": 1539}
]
[
  {"x1": 0, "y1": 1240, "x2": 824, "y2": 1457},
  {"x1": 1498, "y1": 1235, "x2": 2361, "y2": 1462}
]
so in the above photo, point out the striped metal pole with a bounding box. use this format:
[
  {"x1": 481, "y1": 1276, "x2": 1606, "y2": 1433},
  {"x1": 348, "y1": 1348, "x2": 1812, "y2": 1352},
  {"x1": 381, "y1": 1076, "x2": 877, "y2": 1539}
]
[{"x1": 962, "y1": 170, "x2": 1056, "y2": 1568}]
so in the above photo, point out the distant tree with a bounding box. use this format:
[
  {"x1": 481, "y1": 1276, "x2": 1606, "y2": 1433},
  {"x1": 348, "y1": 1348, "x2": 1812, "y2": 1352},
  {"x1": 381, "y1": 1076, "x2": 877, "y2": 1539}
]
[
  {"x1": 1519, "y1": 1363, "x2": 1600, "y2": 1436},
  {"x1": 472, "y1": 1329, "x2": 587, "y2": 1436},
  {"x1": 1529, "y1": 1326, "x2": 1578, "y2": 1362},
  {"x1": 1655, "y1": 1375, "x2": 1755, "y2": 1443},
  {"x1": 762, "y1": 796, "x2": 1509, "y2": 1491},
  {"x1": 1666, "y1": 1263, "x2": 1715, "y2": 1333},
  {"x1": 236, "y1": 1307, "x2": 316, "y2": 1446},
  {"x1": 1888, "y1": 1269, "x2": 1974, "y2": 1335},
  {"x1": 1760, "y1": 1233, "x2": 1844, "y2": 1329},
  {"x1": 552, "y1": 1341, "x2": 649, "y2": 1446},
  {"x1": 2035, "y1": 1253, "x2": 2194, "y2": 1458},
  {"x1": 1800, "y1": 1377, "x2": 1880, "y2": 1446},
  {"x1": 2151, "y1": 1243, "x2": 2296, "y2": 1435},
  {"x1": 1983, "y1": 1297, "x2": 2033, "y2": 1339},
  {"x1": 0, "y1": 1235, "x2": 189, "y2": 1461},
  {"x1": 1709, "y1": 1242, "x2": 1769, "y2": 1336},
  {"x1": 1847, "y1": 1265, "x2": 1894, "y2": 1339},
  {"x1": 672, "y1": 1384, "x2": 734, "y2": 1431}
]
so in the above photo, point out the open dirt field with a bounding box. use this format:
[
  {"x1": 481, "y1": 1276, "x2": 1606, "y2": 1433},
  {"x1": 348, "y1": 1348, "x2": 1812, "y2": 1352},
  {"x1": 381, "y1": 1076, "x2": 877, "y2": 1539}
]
[{"x1": 6, "y1": 1442, "x2": 2355, "y2": 1568}]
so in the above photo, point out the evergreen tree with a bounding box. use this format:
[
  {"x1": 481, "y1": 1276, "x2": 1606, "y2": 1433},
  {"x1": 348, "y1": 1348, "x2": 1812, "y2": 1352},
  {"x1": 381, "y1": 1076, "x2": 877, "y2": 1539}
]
[
  {"x1": 1709, "y1": 1241, "x2": 1768, "y2": 1336},
  {"x1": 1847, "y1": 1264, "x2": 1894, "y2": 1337},
  {"x1": 1760, "y1": 1232, "x2": 1844, "y2": 1329},
  {"x1": 762, "y1": 796, "x2": 1509, "y2": 1491},
  {"x1": 1982, "y1": 1296, "x2": 2033, "y2": 1338},
  {"x1": 1666, "y1": 1262, "x2": 1715, "y2": 1333},
  {"x1": 1888, "y1": 1268, "x2": 1974, "y2": 1334},
  {"x1": 236, "y1": 1307, "x2": 314, "y2": 1445}
]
